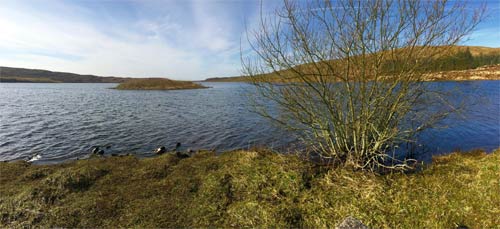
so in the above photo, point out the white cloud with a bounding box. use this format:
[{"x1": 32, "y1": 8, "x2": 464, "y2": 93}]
[
  {"x1": 2, "y1": 0, "x2": 496, "y2": 81},
  {"x1": 191, "y1": 1, "x2": 235, "y2": 52},
  {"x1": 0, "y1": 0, "x2": 251, "y2": 80}
]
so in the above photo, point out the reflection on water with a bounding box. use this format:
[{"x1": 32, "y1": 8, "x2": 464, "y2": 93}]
[{"x1": 0, "y1": 81, "x2": 498, "y2": 163}]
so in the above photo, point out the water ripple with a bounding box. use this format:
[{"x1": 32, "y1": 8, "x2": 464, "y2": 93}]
[{"x1": 0, "y1": 81, "x2": 499, "y2": 164}]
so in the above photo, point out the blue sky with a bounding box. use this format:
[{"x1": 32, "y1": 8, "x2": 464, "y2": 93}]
[{"x1": 0, "y1": 0, "x2": 498, "y2": 80}]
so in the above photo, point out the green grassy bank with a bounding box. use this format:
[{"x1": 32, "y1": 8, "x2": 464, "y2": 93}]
[{"x1": 1, "y1": 149, "x2": 499, "y2": 228}]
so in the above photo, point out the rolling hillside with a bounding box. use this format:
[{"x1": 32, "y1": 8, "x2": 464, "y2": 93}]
[
  {"x1": 0, "y1": 67, "x2": 129, "y2": 83},
  {"x1": 205, "y1": 46, "x2": 500, "y2": 82}
]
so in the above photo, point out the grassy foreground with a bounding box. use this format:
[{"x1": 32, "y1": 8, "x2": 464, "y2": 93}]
[
  {"x1": 1, "y1": 149, "x2": 499, "y2": 228},
  {"x1": 115, "y1": 78, "x2": 207, "y2": 90}
]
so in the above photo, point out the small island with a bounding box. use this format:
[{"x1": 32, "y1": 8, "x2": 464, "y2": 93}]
[{"x1": 114, "y1": 78, "x2": 208, "y2": 90}]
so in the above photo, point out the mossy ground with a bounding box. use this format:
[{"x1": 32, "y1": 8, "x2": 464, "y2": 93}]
[
  {"x1": 1, "y1": 149, "x2": 498, "y2": 228},
  {"x1": 115, "y1": 78, "x2": 207, "y2": 90}
]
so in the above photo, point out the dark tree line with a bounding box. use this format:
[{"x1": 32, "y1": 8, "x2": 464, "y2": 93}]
[
  {"x1": 430, "y1": 48, "x2": 500, "y2": 71},
  {"x1": 383, "y1": 48, "x2": 500, "y2": 74}
]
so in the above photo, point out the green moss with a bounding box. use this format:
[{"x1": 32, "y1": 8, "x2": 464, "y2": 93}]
[{"x1": 1, "y1": 149, "x2": 498, "y2": 228}]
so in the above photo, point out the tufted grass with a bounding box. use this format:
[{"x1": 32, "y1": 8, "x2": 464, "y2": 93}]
[
  {"x1": 114, "y1": 78, "x2": 207, "y2": 90},
  {"x1": 1, "y1": 149, "x2": 498, "y2": 228}
]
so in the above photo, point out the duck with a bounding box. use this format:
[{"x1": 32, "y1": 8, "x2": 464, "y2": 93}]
[
  {"x1": 91, "y1": 146, "x2": 105, "y2": 156},
  {"x1": 174, "y1": 142, "x2": 181, "y2": 152},
  {"x1": 155, "y1": 146, "x2": 166, "y2": 155},
  {"x1": 27, "y1": 153, "x2": 42, "y2": 163},
  {"x1": 91, "y1": 146, "x2": 100, "y2": 154}
]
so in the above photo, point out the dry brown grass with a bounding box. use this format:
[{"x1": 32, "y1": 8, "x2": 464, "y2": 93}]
[
  {"x1": 425, "y1": 64, "x2": 500, "y2": 81},
  {"x1": 206, "y1": 46, "x2": 500, "y2": 82},
  {"x1": 1, "y1": 149, "x2": 498, "y2": 228},
  {"x1": 115, "y1": 78, "x2": 207, "y2": 90}
]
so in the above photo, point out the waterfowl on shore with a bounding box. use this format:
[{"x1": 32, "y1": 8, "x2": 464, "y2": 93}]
[
  {"x1": 174, "y1": 142, "x2": 181, "y2": 152},
  {"x1": 155, "y1": 146, "x2": 166, "y2": 155},
  {"x1": 27, "y1": 153, "x2": 42, "y2": 162},
  {"x1": 91, "y1": 146, "x2": 105, "y2": 156},
  {"x1": 91, "y1": 146, "x2": 100, "y2": 154}
]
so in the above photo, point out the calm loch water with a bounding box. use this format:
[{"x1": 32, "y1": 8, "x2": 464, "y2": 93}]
[{"x1": 0, "y1": 81, "x2": 498, "y2": 164}]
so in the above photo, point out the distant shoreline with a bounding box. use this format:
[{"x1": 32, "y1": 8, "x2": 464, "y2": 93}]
[
  {"x1": 205, "y1": 64, "x2": 500, "y2": 82},
  {"x1": 0, "y1": 66, "x2": 128, "y2": 83}
]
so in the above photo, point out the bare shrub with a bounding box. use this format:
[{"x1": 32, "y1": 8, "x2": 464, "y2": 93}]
[{"x1": 242, "y1": 0, "x2": 484, "y2": 170}]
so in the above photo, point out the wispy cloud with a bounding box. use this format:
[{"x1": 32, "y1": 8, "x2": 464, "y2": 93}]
[
  {"x1": 0, "y1": 0, "x2": 261, "y2": 80},
  {"x1": 0, "y1": 0, "x2": 497, "y2": 80}
]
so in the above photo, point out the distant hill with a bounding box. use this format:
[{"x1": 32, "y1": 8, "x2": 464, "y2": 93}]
[
  {"x1": 205, "y1": 46, "x2": 500, "y2": 82},
  {"x1": 0, "y1": 67, "x2": 129, "y2": 83},
  {"x1": 204, "y1": 75, "x2": 249, "y2": 82}
]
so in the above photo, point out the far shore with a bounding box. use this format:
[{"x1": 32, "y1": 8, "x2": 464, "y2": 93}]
[{"x1": 205, "y1": 64, "x2": 500, "y2": 82}]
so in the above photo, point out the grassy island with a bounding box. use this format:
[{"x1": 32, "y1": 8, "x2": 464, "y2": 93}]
[
  {"x1": 0, "y1": 149, "x2": 498, "y2": 228},
  {"x1": 115, "y1": 78, "x2": 208, "y2": 90}
]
